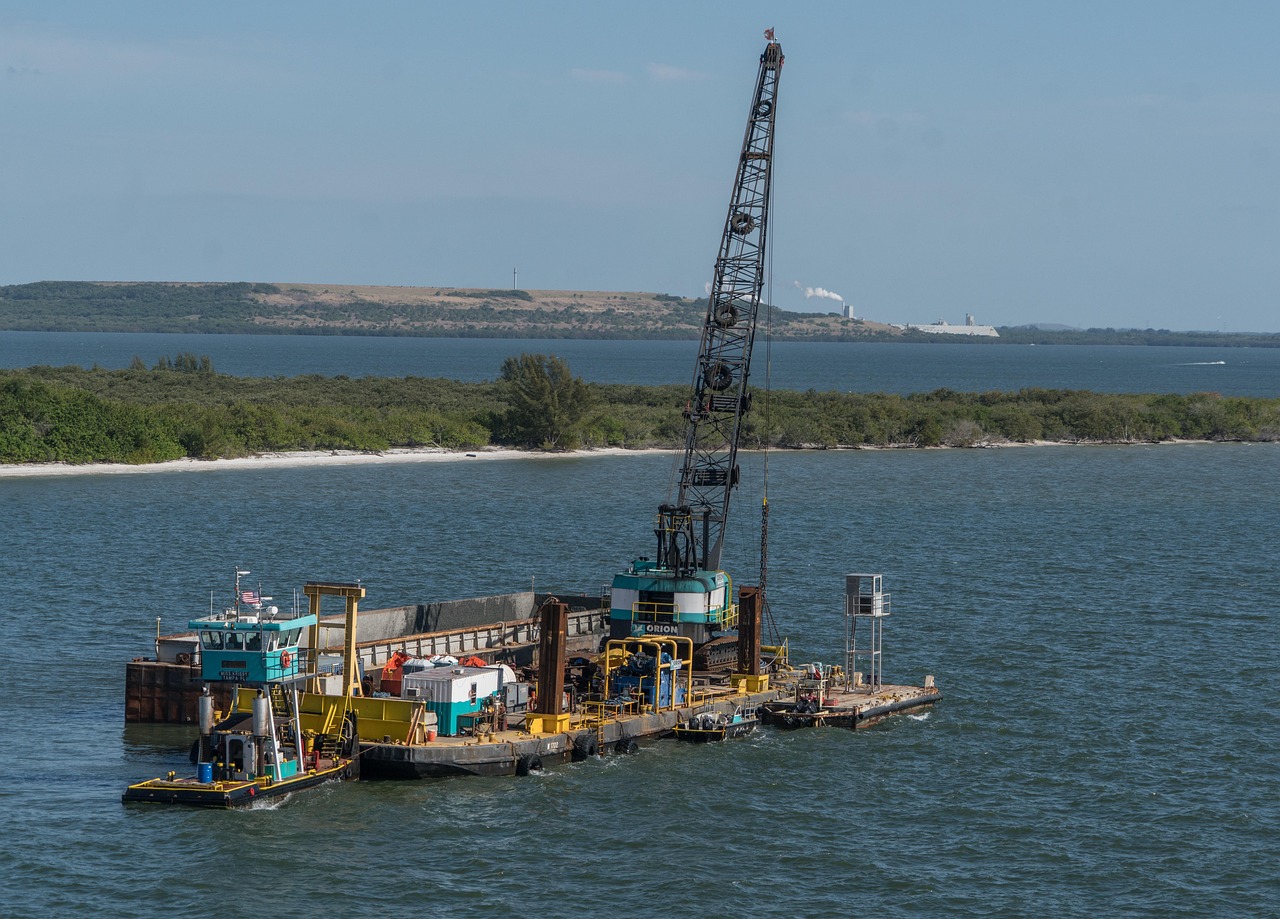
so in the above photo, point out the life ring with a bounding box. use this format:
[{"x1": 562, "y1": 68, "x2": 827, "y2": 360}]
[
  {"x1": 280, "y1": 650, "x2": 292, "y2": 669},
  {"x1": 176, "y1": 652, "x2": 191, "y2": 665}
]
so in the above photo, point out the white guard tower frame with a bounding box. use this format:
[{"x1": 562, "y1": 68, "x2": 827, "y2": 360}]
[{"x1": 845, "y1": 573, "x2": 889, "y2": 692}]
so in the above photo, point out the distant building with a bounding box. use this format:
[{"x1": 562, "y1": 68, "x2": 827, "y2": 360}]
[{"x1": 902, "y1": 313, "x2": 999, "y2": 337}]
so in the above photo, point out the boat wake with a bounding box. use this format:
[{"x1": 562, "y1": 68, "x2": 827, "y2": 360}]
[
  {"x1": 908, "y1": 712, "x2": 932, "y2": 722},
  {"x1": 1182, "y1": 361, "x2": 1226, "y2": 366},
  {"x1": 244, "y1": 796, "x2": 289, "y2": 812}
]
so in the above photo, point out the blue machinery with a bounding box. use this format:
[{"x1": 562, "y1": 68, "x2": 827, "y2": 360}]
[{"x1": 602, "y1": 637, "x2": 694, "y2": 712}]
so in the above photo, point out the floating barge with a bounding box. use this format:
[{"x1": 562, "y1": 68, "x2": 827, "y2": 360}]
[
  {"x1": 359, "y1": 688, "x2": 776, "y2": 778},
  {"x1": 121, "y1": 572, "x2": 940, "y2": 790},
  {"x1": 759, "y1": 575, "x2": 942, "y2": 729},
  {"x1": 355, "y1": 597, "x2": 785, "y2": 778},
  {"x1": 760, "y1": 682, "x2": 942, "y2": 730},
  {"x1": 351, "y1": 575, "x2": 939, "y2": 778}
]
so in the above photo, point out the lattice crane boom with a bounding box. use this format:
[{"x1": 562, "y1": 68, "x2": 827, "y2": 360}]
[{"x1": 658, "y1": 37, "x2": 783, "y2": 575}]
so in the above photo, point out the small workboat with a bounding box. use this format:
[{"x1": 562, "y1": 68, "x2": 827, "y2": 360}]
[
  {"x1": 122, "y1": 570, "x2": 360, "y2": 807},
  {"x1": 672, "y1": 705, "x2": 759, "y2": 743}
]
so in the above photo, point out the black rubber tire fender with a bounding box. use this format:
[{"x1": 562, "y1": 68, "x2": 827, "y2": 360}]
[{"x1": 572, "y1": 735, "x2": 598, "y2": 761}]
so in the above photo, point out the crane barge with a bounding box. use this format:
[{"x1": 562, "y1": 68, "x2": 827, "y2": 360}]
[
  {"x1": 120, "y1": 35, "x2": 941, "y2": 791},
  {"x1": 609, "y1": 35, "x2": 783, "y2": 670}
]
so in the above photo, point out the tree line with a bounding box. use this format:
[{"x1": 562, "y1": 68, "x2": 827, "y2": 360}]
[{"x1": 1, "y1": 354, "x2": 1276, "y2": 466}]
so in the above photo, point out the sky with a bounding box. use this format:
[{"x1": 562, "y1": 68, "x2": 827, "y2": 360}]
[{"x1": 1, "y1": 2, "x2": 1277, "y2": 332}]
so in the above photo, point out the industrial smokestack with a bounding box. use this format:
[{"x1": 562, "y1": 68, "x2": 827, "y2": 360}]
[{"x1": 794, "y1": 280, "x2": 844, "y2": 304}]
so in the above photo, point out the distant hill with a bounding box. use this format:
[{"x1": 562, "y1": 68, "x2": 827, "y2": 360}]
[
  {"x1": 3, "y1": 282, "x2": 1276, "y2": 346},
  {"x1": 0, "y1": 281, "x2": 901, "y2": 341},
  {"x1": 994, "y1": 325, "x2": 1280, "y2": 347}
]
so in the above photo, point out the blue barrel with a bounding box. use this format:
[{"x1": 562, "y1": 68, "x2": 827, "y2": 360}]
[{"x1": 197, "y1": 762, "x2": 213, "y2": 783}]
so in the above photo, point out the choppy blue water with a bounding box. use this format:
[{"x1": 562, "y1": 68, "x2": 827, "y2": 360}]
[
  {"x1": 2, "y1": 445, "x2": 1277, "y2": 917},
  {"x1": 3, "y1": 331, "x2": 1278, "y2": 396}
]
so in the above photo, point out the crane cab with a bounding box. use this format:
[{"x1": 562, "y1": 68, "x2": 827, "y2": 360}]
[{"x1": 609, "y1": 558, "x2": 737, "y2": 647}]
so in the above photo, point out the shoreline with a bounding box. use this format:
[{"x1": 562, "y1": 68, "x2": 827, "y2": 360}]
[
  {"x1": 0, "y1": 439, "x2": 1237, "y2": 479},
  {"x1": 0, "y1": 446, "x2": 676, "y2": 479}
]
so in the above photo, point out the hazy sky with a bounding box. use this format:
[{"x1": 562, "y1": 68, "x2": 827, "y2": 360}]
[{"x1": 2, "y1": 2, "x2": 1277, "y2": 331}]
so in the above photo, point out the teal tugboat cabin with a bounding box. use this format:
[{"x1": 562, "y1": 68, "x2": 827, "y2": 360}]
[{"x1": 194, "y1": 595, "x2": 312, "y2": 685}]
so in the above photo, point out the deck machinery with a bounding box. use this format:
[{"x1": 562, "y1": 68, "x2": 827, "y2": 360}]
[{"x1": 610, "y1": 36, "x2": 783, "y2": 675}]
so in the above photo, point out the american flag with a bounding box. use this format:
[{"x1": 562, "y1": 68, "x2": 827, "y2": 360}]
[{"x1": 241, "y1": 589, "x2": 260, "y2": 605}]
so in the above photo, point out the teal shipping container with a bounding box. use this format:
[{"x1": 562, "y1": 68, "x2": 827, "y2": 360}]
[{"x1": 401, "y1": 666, "x2": 502, "y2": 736}]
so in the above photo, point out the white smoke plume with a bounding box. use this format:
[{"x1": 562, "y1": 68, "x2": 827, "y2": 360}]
[{"x1": 794, "y1": 280, "x2": 843, "y2": 302}]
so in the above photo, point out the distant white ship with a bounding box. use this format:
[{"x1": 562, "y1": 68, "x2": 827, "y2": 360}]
[{"x1": 900, "y1": 314, "x2": 1000, "y2": 338}]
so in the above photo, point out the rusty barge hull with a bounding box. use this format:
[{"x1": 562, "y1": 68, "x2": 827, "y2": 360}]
[{"x1": 358, "y1": 691, "x2": 781, "y2": 780}]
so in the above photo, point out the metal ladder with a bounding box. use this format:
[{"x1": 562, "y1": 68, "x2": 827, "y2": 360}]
[{"x1": 580, "y1": 700, "x2": 609, "y2": 754}]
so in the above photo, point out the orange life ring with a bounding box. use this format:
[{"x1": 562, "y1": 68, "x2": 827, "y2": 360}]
[{"x1": 280, "y1": 650, "x2": 292, "y2": 669}]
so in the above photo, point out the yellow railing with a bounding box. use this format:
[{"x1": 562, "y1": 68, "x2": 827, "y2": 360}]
[
  {"x1": 631, "y1": 600, "x2": 675, "y2": 617},
  {"x1": 630, "y1": 600, "x2": 739, "y2": 629},
  {"x1": 717, "y1": 602, "x2": 739, "y2": 630},
  {"x1": 581, "y1": 698, "x2": 638, "y2": 722}
]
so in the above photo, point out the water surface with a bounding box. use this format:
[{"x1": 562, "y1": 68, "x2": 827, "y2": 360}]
[
  {"x1": 3, "y1": 331, "x2": 1277, "y2": 396},
  {"x1": 2, "y1": 444, "x2": 1276, "y2": 916}
]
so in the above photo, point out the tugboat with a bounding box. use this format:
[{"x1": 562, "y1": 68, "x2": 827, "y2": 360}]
[{"x1": 122, "y1": 570, "x2": 359, "y2": 807}]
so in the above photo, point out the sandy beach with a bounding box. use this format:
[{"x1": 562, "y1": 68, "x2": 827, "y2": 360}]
[
  {"x1": 0, "y1": 446, "x2": 677, "y2": 479},
  {"x1": 0, "y1": 439, "x2": 1223, "y2": 480}
]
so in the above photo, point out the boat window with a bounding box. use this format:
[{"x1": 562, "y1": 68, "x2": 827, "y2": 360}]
[
  {"x1": 224, "y1": 632, "x2": 243, "y2": 651},
  {"x1": 201, "y1": 630, "x2": 223, "y2": 650},
  {"x1": 245, "y1": 632, "x2": 262, "y2": 651},
  {"x1": 263, "y1": 633, "x2": 279, "y2": 652}
]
